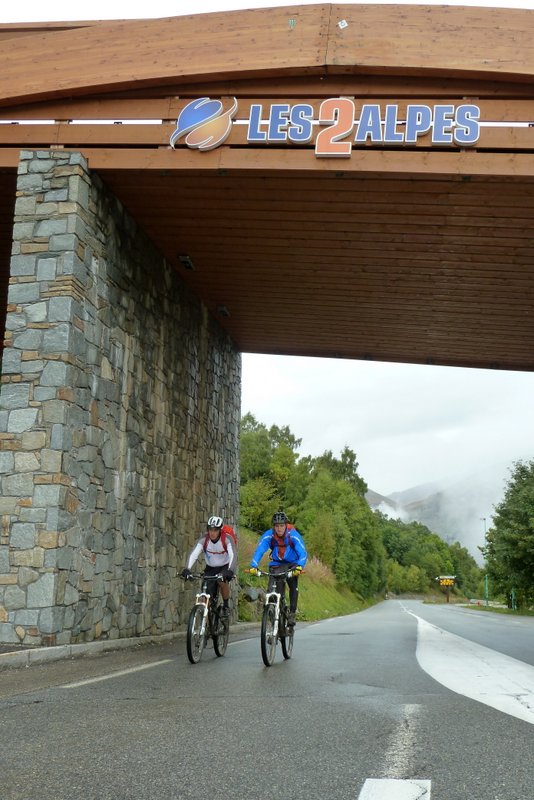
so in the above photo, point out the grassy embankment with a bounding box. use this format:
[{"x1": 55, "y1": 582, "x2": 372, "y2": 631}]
[
  {"x1": 236, "y1": 527, "x2": 371, "y2": 622},
  {"x1": 463, "y1": 604, "x2": 534, "y2": 617}
]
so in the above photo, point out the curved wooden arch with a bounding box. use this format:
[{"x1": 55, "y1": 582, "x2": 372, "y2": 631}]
[{"x1": 1, "y1": 4, "x2": 534, "y2": 107}]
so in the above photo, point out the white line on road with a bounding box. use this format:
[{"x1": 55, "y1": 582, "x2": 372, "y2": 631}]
[
  {"x1": 405, "y1": 609, "x2": 534, "y2": 725},
  {"x1": 61, "y1": 659, "x2": 173, "y2": 688},
  {"x1": 357, "y1": 778, "x2": 431, "y2": 799},
  {"x1": 381, "y1": 703, "x2": 422, "y2": 779}
]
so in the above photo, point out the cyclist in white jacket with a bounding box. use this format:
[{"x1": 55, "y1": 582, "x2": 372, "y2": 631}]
[{"x1": 181, "y1": 515, "x2": 236, "y2": 616}]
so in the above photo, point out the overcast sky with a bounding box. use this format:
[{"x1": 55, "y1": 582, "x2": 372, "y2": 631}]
[
  {"x1": 3, "y1": 0, "x2": 533, "y2": 507},
  {"x1": 4, "y1": 0, "x2": 534, "y2": 22}
]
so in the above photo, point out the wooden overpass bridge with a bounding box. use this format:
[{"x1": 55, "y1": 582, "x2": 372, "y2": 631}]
[{"x1": 1, "y1": 3, "x2": 534, "y2": 371}]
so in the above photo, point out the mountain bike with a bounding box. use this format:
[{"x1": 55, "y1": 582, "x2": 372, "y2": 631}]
[
  {"x1": 248, "y1": 567, "x2": 299, "y2": 666},
  {"x1": 182, "y1": 573, "x2": 231, "y2": 664}
]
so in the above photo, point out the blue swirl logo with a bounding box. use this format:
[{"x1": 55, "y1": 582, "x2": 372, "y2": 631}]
[{"x1": 170, "y1": 97, "x2": 238, "y2": 152}]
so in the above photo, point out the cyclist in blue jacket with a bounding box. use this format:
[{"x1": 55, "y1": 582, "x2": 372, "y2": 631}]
[{"x1": 250, "y1": 511, "x2": 307, "y2": 628}]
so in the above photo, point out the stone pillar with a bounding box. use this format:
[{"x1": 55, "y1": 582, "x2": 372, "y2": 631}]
[{"x1": 0, "y1": 150, "x2": 240, "y2": 646}]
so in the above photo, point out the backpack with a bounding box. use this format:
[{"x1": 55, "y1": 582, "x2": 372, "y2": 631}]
[
  {"x1": 270, "y1": 528, "x2": 297, "y2": 553},
  {"x1": 203, "y1": 524, "x2": 237, "y2": 553}
]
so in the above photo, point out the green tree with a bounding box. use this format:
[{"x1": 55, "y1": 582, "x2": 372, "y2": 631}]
[
  {"x1": 239, "y1": 476, "x2": 280, "y2": 532},
  {"x1": 312, "y1": 446, "x2": 368, "y2": 497},
  {"x1": 240, "y1": 413, "x2": 273, "y2": 484},
  {"x1": 482, "y1": 459, "x2": 534, "y2": 606}
]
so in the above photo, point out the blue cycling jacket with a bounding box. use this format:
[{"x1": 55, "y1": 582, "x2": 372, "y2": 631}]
[{"x1": 250, "y1": 527, "x2": 307, "y2": 569}]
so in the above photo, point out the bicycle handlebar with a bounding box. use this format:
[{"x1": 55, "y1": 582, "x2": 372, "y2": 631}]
[
  {"x1": 181, "y1": 573, "x2": 235, "y2": 582},
  {"x1": 246, "y1": 568, "x2": 304, "y2": 578}
]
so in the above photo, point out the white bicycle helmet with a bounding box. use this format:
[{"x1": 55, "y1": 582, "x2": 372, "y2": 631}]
[{"x1": 207, "y1": 515, "x2": 223, "y2": 529}]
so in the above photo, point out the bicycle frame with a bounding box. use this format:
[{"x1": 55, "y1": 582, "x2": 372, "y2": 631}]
[
  {"x1": 249, "y1": 567, "x2": 299, "y2": 666},
  {"x1": 264, "y1": 583, "x2": 284, "y2": 639}
]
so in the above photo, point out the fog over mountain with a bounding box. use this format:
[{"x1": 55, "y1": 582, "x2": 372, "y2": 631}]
[{"x1": 367, "y1": 460, "x2": 515, "y2": 563}]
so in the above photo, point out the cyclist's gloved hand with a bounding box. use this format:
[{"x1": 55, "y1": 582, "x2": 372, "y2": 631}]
[
  {"x1": 249, "y1": 567, "x2": 260, "y2": 576},
  {"x1": 181, "y1": 568, "x2": 192, "y2": 580},
  {"x1": 224, "y1": 568, "x2": 234, "y2": 581},
  {"x1": 292, "y1": 566, "x2": 303, "y2": 576}
]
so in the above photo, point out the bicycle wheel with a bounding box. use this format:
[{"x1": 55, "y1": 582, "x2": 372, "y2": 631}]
[
  {"x1": 186, "y1": 604, "x2": 207, "y2": 664},
  {"x1": 280, "y1": 607, "x2": 294, "y2": 660},
  {"x1": 213, "y1": 607, "x2": 229, "y2": 657},
  {"x1": 260, "y1": 603, "x2": 277, "y2": 667}
]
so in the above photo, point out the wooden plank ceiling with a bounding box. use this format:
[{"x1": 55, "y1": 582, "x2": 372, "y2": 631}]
[{"x1": 0, "y1": 4, "x2": 533, "y2": 371}]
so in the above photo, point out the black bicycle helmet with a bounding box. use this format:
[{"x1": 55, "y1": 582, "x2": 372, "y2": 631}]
[
  {"x1": 207, "y1": 515, "x2": 223, "y2": 529},
  {"x1": 272, "y1": 511, "x2": 288, "y2": 525}
]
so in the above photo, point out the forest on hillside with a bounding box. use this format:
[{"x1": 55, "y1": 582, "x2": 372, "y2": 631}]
[{"x1": 240, "y1": 413, "x2": 484, "y2": 600}]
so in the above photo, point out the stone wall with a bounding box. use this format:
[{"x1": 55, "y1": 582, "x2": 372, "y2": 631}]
[{"x1": 0, "y1": 150, "x2": 240, "y2": 646}]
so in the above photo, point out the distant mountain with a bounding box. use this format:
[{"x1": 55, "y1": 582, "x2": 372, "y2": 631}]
[{"x1": 366, "y1": 465, "x2": 512, "y2": 564}]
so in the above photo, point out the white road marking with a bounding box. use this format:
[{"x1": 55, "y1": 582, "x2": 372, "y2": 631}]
[
  {"x1": 358, "y1": 778, "x2": 431, "y2": 799},
  {"x1": 381, "y1": 704, "x2": 422, "y2": 778},
  {"x1": 406, "y1": 610, "x2": 534, "y2": 725},
  {"x1": 61, "y1": 659, "x2": 173, "y2": 688}
]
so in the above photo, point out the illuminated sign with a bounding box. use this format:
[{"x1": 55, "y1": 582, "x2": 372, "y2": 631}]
[
  {"x1": 170, "y1": 97, "x2": 481, "y2": 156},
  {"x1": 438, "y1": 576, "x2": 456, "y2": 587}
]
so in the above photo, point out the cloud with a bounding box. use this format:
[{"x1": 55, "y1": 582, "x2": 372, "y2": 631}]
[{"x1": 241, "y1": 353, "x2": 534, "y2": 497}]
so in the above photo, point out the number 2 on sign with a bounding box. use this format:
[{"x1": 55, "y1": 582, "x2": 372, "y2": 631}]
[{"x1": 315, "y1": 97, "x2": 355, "y2": 157}]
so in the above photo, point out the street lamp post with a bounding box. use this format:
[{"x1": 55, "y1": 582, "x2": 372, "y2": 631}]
[{"x1": 480, "y1": 518, "x2": 488, "y2": 606}]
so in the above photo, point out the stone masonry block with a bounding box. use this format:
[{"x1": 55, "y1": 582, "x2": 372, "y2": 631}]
[
  {"x1": 12, "y1": 222, "x2": 35, "y2": 240},
  {"x1": 48, "y1": 297, "x2": 73, "y2": 323},
  {"x1": 7, "y1": 283, "x2": 40, "y2": 304},
  {"x1": 44, "y1": 189, "x2": 68, "y2": 202},
  {"x1": 41, "y1": 360, "x2": 68, "y2": 387},
  {"x1": 35, "y1": 218, "x2": 68, "y2": 238},
  {"x1": 0, "y1": 623, "x2": 18, "y2": 643},
  {"x1": 39, "y1": 606, "x2": 65, "y2": 633},
  {"x1": 20, "y1": 359, "x2": 44, "y2": 374},
  {"x1": 51, "y1": 423, "x2": 71, "y2": 451},
  {"x1": 25, "y1": 302, "x2": 48, "y2": 323},
  {"x1": 1, "y1": 349, "x2": 22, "y2": 374},
  {"x1": 13, "y1": 329, "x2": 43, "y2": 350},
  {"x1": 10, "y1": 255, "x2": 37, "y2": 277},
  {"x1": 42, "y1": 323, "x2": 71, "y2": 353},
  {"x1": 14, "y1": 609, "x2": 39, "y2": 625},
  {"x1": 40, "y1": 449, "x2": 62, "y2": 473},
  {"x1": 21, "y1": 431, "x2": 47, "y2": 450},
  {"x1": 5, "y1": 313, "x2": 27, "y2": 331},
  {"x1": 14, "y1": 452, "x2": 40, "y2": 472},
  {"x1": 4, "y1": 585, "x2": 26, "y2": 610},
  {"x1": 58, "y1": 251, "x2": 87, "y2": 282},
  {"x1": 27, "y1": 573, "x2": 56, "y2": 607},
  {"x1": 33, "y1": 484, "x2": 62, "y2": 507},
  {"x1": 0, "y1": 453, "x2": 15, "y2": 474},
  {"x1": 2, "y1": 474, "x2": 34, "y2": 498},
  {"x1": 42, "y1": 400, "x2": 68, "y2": 424},
  {"x1": 36, "y1": 258, "x2": 57, "y2": 281},
  {"x1": 10, "y1": 523, "x2": 36, "y2": 549},
  {"x1": 14, "y1": 196, "x2": 37, "y2": 215},
  {"x1": 28, "y1": 159, "x2": 56, "y2": 174},
  {"x1": 16, "y1": 174, "x2": 44, "y2": 192},
  {"x1": 34, "y1": 388, "x2": 56, "y2": 402},
  {"x1": 0, "y1": 383, "x2": 30, "y2": 410},
  {"x1": 49, "y1": 233, "x2": 77, "y2": 252},
  {"x1": 68, "y1": 174, "x2": 90, "y2": 209},
  {"x1": 7, "y1": 408, "x2": 38, "y2": 434}
]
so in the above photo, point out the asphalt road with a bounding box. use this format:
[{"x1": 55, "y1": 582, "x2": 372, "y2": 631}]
[{"x1": 1, "y1": 601, "x2": 533, "y2": 800}]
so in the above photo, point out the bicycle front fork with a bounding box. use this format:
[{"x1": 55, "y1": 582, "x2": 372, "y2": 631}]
[
  {"x1": 265, "y1": 591, "x2": 281, "y2": 637},
  {"x1": 195, "y1": 593, "x2": 210, "y2": 637}
]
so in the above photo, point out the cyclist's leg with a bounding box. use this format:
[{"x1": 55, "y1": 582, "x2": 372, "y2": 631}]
[
  {"x1": 219, "y1": 573, "x2": 231, "y2": 616},
  {"x1": 203, "y1": 565, "x2": 220, "y2": 606},
  {"x1": 286, "y1": 573, "x2": 299, "y2": 626}
]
